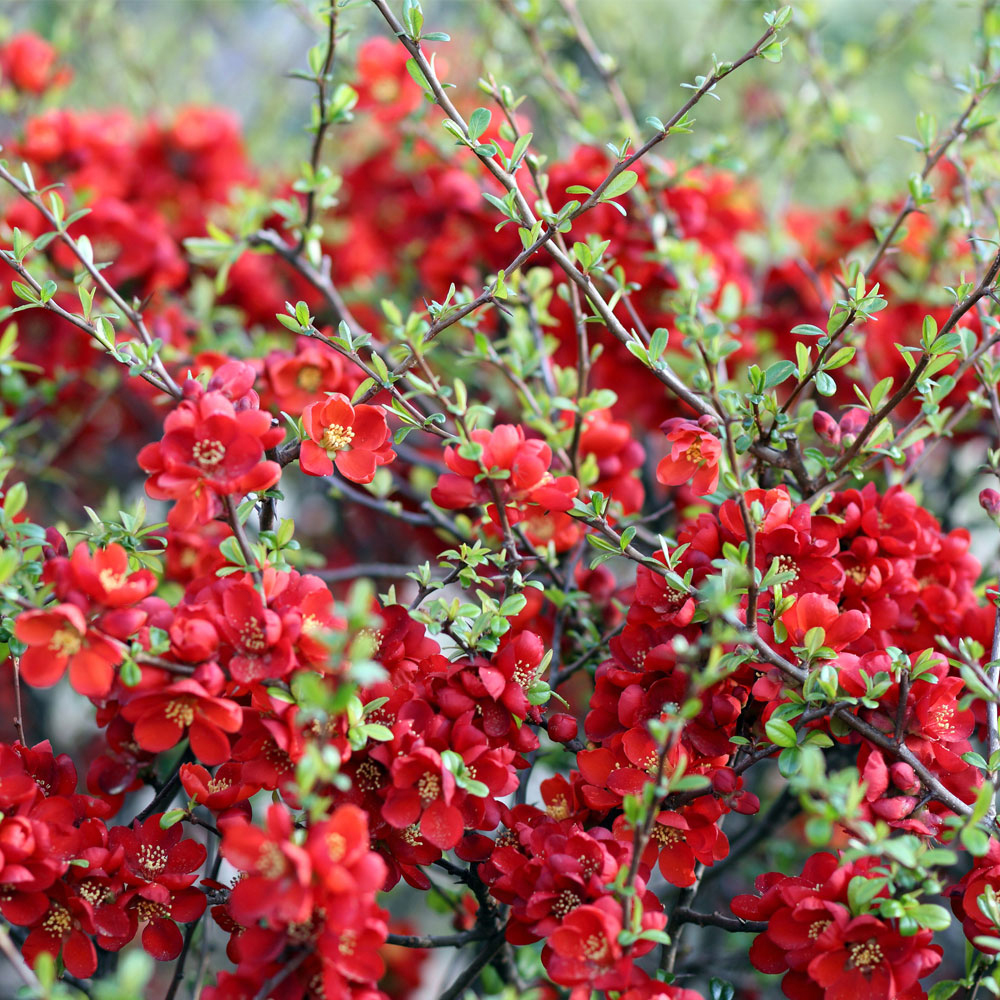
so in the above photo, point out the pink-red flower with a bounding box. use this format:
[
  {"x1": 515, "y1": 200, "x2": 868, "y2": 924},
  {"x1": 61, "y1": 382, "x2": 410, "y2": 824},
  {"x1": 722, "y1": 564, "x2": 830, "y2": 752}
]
[
  {"x1": 300, "y1": 393, "x2": 395, "y2": 483},
  {"x1": 656, "y1": 417, "x2": 722, "y2": 496}
]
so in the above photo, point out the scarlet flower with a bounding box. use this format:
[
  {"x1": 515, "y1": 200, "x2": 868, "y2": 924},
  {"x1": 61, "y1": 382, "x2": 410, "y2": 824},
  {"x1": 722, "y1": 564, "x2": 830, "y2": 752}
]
[
  {"x1": 21, "y1": 883, "x2": 97, "y2": 979},
  {"x1": 305, "y1": 804, "x2": 387, "y2": 900},
  {"x1": 0, "y1": 33, "x2": 71, "y2": 94},
  {"x1": 733, "y1": 853, "x2": 942, "y2": 1000},
  {"x1": 381, "y1": 747, "x2": 464, "y2": 850},
  {"x1": 121, "y1": 679, "x2": 243, "y2": 765},
  {"x1": 431, "y1": 424, "x2": 578, "y2": 528},
  {"x1": 179, "y1": 762, "x2": 259, "y2": 813},
  {"x1": 15, "y1": 602, "x2": 121, "y2": 697},
  {"x1": 264, "y1": 339, "x2": 344, "y2": 414},
  {"x1": 138, "y1": 389, "x2": 282, "y2": 529},
  {"x1": 656, "y1": 417, "x2": 722, "y2": 496},
  {"x1": 112, "y1": 814, "x2": 207, "y2": 892},
  {"x1": 68, "y1": 542, "x2": 158, "y2": 608},
  {"x1": 780, "y1": 593, "x2": 870, "y2": 651},
  {"x1": 221, "y1": 804, "x2": 313, "y2": 926},
  {"x1": 300, "y1": 393, "x2": 395, "y2": 483},
  {"x1": 215, "y1": 579, "x2": 293, "y2": 684}
]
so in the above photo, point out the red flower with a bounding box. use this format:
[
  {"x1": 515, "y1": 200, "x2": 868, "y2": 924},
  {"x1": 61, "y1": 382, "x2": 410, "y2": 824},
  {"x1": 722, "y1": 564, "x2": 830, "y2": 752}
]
[
  {"x1": 780, "y1": 593, "x2": 870, "y2": 651},
  {"x1": 0, "y1": 33, "x2": 71, "y2": 94},
  {"x1": 121, "y1": 679, "x2": 243, "y2": 765},
  {"x1": 179, "y1": 762, "x2": 259, "y2": 813},
  {"x1": 21, "y1": 883, "x2": 97, "y2": 979},
  {"x1": 68, "y1": 543, "x2": 158, "y2": 608},
  {"x1": 431, "y1": 424, "x2": 578, "y2": 529},
  {"x1": 264, "y1": 339, "x2": 344, "y2": 414},
  {"x1": 656, "y1": 417, "x2": 722, "y2": 496},
  {"x1": 138, "y1": 388, "x2": 282, "y2": 529},
  {"x1": 221, "y1": 804, "x2": 313, "y2": 926},
  {"x1": 300, "y1": 393, "x2": 395, "y2": 483},
  {"x1": 15, "y1": 602, "x2": 121, "y2": 697},
  {"x1": 112, "y1": 814, "x2": 207, "y2": 892}
]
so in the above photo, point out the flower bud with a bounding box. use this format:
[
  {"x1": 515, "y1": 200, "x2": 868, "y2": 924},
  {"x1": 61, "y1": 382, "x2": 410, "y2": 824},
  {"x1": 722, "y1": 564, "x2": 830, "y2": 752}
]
[
  {"x1": 981, "y1": 488, "x2": 1000, "y2": 518},
  {"x1": 839, "y1": 407, "x2": 867, "y2": 437},
  {"x1": 812, "y1": 410, "x2": 841, "y2": 445},
  {"x1": 546, "y1": 713, "x2": 579, "y2": 744}
]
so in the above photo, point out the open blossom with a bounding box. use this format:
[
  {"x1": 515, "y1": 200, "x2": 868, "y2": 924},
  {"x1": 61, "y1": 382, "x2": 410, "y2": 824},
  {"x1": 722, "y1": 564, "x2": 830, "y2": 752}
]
[
  {"x1": 732, "y1": 853, "x2": 942, "y2": 1000},
  {"x1": 138, "y1": 379, "x2": 282, "y2": 529},
  {"x1": 431, "y1": 424, "x2": 579, "y2": 536},
  {"x1": 656, "y1": 416, "x2": 722, "y2": 496},
  {"x1": 300, "y1": 392, "x2": 395, "y2": 483},
  {"x1": 15, "y1": 602, "x2": 121, "y2": 697},
  {"x1": 121, "y1": 679, "x2": 243, "y2": 765}
]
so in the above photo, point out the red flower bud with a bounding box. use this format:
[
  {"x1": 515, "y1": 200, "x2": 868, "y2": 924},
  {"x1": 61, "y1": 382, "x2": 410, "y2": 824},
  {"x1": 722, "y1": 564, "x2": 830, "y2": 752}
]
[
  {"x1": 981, "y1": 488, "x2": 1000, "y2": 517},
  {"x1": 812, "y1": 410, "x2": 841, "y2": 445},
  {"x1": 546, "y1": 713, "x2": 579, "y2": 743},
  {"x1": 889, "y1": 761, "x2": 920, "y2": 794}
]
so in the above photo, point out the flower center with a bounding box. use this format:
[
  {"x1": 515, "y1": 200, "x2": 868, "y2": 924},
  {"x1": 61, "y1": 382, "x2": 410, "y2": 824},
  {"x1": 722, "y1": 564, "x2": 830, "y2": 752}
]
[
  {"x1": 297, "y1": 365, "x2": 323, "y2": 392},
  {"x1": 192, "y1": 438, "x2": 226, "y2": 468},
  {"x1": 418, "y1": 772, "x2": 441, "y2": 804},
  {"x1": 651, "y1": 824, "x2": 683, "y2": 846},
  {"x1": 238, "y1": 618, "x2": 268, "y2": 652},
  {"x1": 849, "y1": 939, "x2": 884, "y2": 972},
  {"x1": 138, "y1": 843, "x2": 169, "y2": 878},
  {"x1": 207, "y1": 777, "x2": 230, "y2": 794},
  {"x1": 339, "y1": 929, "x2": 357, "y2": 955},
  {"x1": 136, "y1": 899, "x2": 169, "y2": 921},
  {"x1": 583, "y1": 932, "x2": 610, "y2": 961},
  {"x1": 49, "y1": 628, "x2": 82, "y2": 657},
  {"x1": 808, "y1": 919, "x2": 831, "y2": 940},
  {"x1": 98, "y1": 567, "x2": 129, "y2": 591},
  {"x1": 684, "y1": 440, "x2": 703, "y2": 463},
  {"x1": 772, "y1": 554, "x2": 799, "y2": 579},
  {"x1": 42, "y1": 904, "x2": 72, "y2": 936},
  {"x1": 355, "y1": 760, "x2": 383, "y2": 792},
  {"x1": 326, "y1": 831, "x2": 347, "y2": 862},
  {"x1": 164, "y1": 699, "x2": 195, "y2": 727},
  {"x1": 320, "y1": 424, "x2": 355, "y2": 453},
  {"x1": 552, "y1": 888, "x2": 580, "y2": 918},
  {"x1": 257, "y1": 842, "x2": 286, "y2": 879},
  {"x1": 512, "y1": 657, "x2": 536, "y2": 688},
  {"x1": 546, "y1": 794, "x2": 569, "y2": 821}
]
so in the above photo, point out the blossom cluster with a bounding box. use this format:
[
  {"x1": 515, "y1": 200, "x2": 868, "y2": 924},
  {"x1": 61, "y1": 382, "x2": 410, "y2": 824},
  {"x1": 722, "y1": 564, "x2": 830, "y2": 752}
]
[{"x1": 4, "y1": 12, "x2": 1000, "y2": 1000}]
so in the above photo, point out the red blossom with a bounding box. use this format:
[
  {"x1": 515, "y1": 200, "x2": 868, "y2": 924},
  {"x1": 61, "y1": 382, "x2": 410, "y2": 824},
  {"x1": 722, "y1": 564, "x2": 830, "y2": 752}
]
[{"x1": 300, "y1": 393, "x2": 395, "y2": 483}]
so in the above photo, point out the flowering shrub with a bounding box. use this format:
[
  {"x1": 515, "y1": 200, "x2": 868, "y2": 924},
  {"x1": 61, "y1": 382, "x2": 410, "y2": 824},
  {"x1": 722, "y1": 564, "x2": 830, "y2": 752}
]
[{"x1": 6, "y1": 3, "x2": 1000, "y2": 1000}]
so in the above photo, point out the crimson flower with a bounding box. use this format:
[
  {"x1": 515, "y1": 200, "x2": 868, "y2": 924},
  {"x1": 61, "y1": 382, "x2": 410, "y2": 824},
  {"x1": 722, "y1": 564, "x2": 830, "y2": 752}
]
[
  {"x1": 221, "y1": 804, "x2": 313, "y2": 926},
  {"x1": 656, "y1": 417, "x2": 722, "y2": 496},
  {"x1": 21, "y1": 883, "x2": 97, "y2": 979},
  {"x1": 121, "y1": 678, "x2": 243, "y2": 764},
  {"x1": 300, "y1": 393, "x2": 395, "y2": 483},
  {"x1": 15, "y1": 602, "x2": 121, "y2": 697},
  {"x1": 138, "y1": 389, "x2": 282, "y2": 529}
]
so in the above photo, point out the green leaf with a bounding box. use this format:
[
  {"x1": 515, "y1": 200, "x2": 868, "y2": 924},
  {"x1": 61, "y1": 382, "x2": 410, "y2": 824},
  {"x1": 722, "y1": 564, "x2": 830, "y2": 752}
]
[
  {"x1": 159, "y1": 809, "x2": 187, "y2": 829},
  {"x1": 908, "y1": 904, "x2": 951, "y2": 931},
  {"x1": 928, "y1": 983, "x2": 961, "y2": 1000},
  {"x1": 765, "y1": 717, "x2": 797, "y2": 748},
  {"x1": 599, "y1": 170, "x2": 639, "y2": 203},
  {"x1": 405, "y1": 58, "x2": 431, "y2": 94},
  {"x1": 814, "y1": 371, "x2": 837, "y2": 396},
  {"x1": 763, "y1": 360, "x2": 796, "y2": 389},
  {"x1": 468, "y1": 107, "x2": 492, "y2": 143}
]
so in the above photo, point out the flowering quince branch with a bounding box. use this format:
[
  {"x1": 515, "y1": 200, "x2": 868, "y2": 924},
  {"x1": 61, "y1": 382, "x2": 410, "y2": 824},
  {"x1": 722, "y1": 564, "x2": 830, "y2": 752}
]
[
  {"x1": 0, "y1": 158, "x2": 182, "y2": 400},
  {"x1": 10, "y1": 4, "x2": 1000, "y2": 1000}
]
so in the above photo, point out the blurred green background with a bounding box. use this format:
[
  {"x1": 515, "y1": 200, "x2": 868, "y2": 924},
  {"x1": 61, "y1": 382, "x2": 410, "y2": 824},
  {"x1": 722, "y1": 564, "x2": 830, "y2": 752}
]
[{"x1": 3, "y1": 0, "x2": 999, "y2": 212}]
